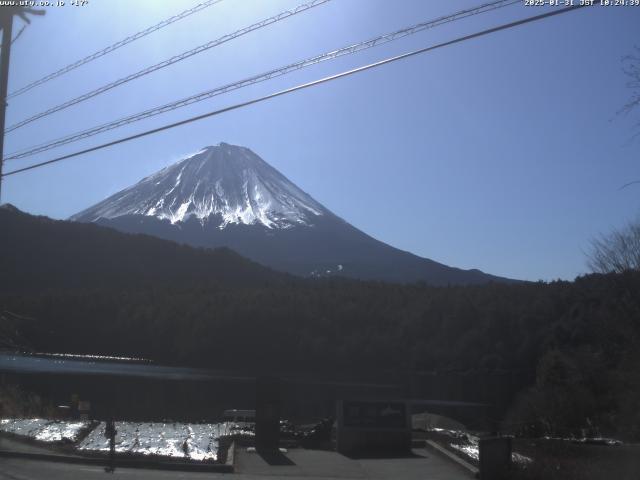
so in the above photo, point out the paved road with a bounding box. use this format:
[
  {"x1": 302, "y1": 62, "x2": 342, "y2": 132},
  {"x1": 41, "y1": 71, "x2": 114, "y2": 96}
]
[
  {"x1": 236, "y1": 447, "x2": 472, "y2": 479},
  {"x1": 0, "y1": 458, "x2": 219, "y2": 479},
  {"x1": 0, "y1": 448, "x2": 471, "y2": 480}
]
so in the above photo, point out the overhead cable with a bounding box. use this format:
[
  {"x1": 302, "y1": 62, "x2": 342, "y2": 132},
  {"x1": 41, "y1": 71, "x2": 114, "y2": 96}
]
[
  {"x1": 2, "y1": 4, "x2": 589, "y2": 178},
  {"x1": 6, "y1": 0, "x2": 518, "y2": 161},
  {"x1": 4, "y1": 0, "x2": 331, "y2": 133},
  {"x1": 7, "y1": 0, "x2": 226, "y2": 99}
]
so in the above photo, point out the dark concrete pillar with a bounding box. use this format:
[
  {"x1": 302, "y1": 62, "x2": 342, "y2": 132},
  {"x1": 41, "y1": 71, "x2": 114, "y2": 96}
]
[
  {"x1": 479, "y1": 436, "x2": 512, "y2": 480},
  {"x1": 255, "y1": 376, "x2": 281, "y2": 452}
]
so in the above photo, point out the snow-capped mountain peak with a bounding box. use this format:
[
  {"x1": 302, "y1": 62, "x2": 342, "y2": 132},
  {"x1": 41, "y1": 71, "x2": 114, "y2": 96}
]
[
  {"x1": 71, "y1": 143, "x2": 326, "y2": 229},
  {"x1": 70, "y1": 142, "x2": 512, "y2": 285}
]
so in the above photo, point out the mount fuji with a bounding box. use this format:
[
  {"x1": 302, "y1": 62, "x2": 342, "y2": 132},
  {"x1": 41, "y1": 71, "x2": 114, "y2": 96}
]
[{"x1": 70, "y1": 143, "x2": 509, "y2": 285}]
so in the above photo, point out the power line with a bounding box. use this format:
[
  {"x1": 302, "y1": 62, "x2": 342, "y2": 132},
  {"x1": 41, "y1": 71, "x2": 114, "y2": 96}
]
[
  {"x1": 0, "y1": 7, "x2": 45, "y2": 202},
  {"x1": 2, "y1": 4, "x2": 589, "y2": 179},
  {"x1": 6, "y1": 0, "x2": 519, "y2": 162},
  {"x1": 4, "y1": 0, "x2": 331, "y2": 134},
  {"x1": 6, "y1": 0, "x2": 225, "y2": 100},
  {"x1": 9, "y1": 24, "x2": 26, "y2": 46},
  {"x1": 0, "y1": 23, "x2": 28, "y2": 50},
  {"x1": 619, "y1": 180, "x2": 640, "y2": 190}
]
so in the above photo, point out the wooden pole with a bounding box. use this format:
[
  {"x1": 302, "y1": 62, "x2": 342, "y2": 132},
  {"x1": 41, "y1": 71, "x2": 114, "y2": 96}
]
[{"x1": 0, "y1": 13, "x2": 14, "y2": 202}]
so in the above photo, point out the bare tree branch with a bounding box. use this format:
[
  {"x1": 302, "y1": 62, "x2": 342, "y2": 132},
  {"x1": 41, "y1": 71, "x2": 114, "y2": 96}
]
[
  {"x1": 618, "y1": 46, "x2": 640, "y2": 116},
  {"x1": 588, "y1": 218, "x2": 640, "y2": 273}
]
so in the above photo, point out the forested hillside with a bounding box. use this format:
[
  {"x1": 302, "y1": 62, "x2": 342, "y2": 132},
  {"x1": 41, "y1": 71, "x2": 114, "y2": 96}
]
[
  {"x1": 0, "y1": 204, "x2": 289, "y2": 293},
  {"x1": 2, "y1": 206, "x2": 639, "y2": 440}
]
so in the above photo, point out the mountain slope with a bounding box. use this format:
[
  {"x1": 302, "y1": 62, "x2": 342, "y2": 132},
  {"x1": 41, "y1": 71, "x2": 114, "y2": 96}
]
[
  {"x1": 70, "y1": 143, "x2": 325, "y2": 229},
  {"x1": 71, "y1": 143, "x2": 512, "y2": 285},
  {"x1": 0, "y1": 204, "x2": 287, "y2": 293}
]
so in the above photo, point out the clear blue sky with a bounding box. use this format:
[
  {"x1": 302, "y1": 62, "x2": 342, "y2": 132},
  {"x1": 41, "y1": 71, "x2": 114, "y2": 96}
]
[{"x1": 2, "y1": 0, "x2": 639, "y2": 281}]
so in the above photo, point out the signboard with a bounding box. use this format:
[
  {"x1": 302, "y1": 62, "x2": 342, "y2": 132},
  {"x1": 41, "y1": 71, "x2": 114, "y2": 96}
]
[
  {"x1": 336, "y1": 400, "x2": 411, "y2": 455},
  {"x1": 343, "y1": 401, "x2": 407, "y2": 429}
]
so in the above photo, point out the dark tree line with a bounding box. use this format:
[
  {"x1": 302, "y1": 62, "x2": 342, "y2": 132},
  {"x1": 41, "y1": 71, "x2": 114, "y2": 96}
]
[
  {"x1": 2, "y1": 206, "x2": 640, "y2": 439},
  {"x1": 2, "y1": 272, "x2": 640, "y2": 439}
]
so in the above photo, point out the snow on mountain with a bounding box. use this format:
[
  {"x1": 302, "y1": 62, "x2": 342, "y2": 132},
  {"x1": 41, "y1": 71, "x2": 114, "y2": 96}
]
[
  {"x1": 70, "y1": 143, "x2": 326, "y2": 229},
  {"x1": 70, "y1": 142, "x2": 513, "y2": 285}
]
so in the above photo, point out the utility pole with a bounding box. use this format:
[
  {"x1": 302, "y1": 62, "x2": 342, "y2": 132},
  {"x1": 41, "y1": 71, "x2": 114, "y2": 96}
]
[
  {"x1": 0, "y1": 11, "x2": 14, "y2": 203},
  {"x1": 0, "y1": 7, "x2": 44, "y2": 203}
]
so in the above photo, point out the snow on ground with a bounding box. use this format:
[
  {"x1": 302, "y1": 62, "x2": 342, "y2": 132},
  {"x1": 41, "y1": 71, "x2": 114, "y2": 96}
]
[
  {"x1": 430, "y1": 428, "x2": 533, "y2": 465},
  {"x1": 34, "y1": 352, "x2": 149, "y2": 362},
  {"x1": 450, "y1": 442, "x2": 480, "y2": 461},
  {"x1": 0, "y1": 418, "x2": 90, "y2": 442},
  {"x1": 77, "y1": 421, "x2": 237, "y2": 462},
  {"x1": 0, "y1": 418, "x2": 254, "y2": 462},
  {"x1": 441, "y1": 430, "x2": 533, "y2": 464}
]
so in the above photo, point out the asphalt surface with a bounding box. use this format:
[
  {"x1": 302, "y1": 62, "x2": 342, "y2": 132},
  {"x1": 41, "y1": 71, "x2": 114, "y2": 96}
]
[
  {"x1": 0, "y1": 458, "x2": 219, "y2": 479},
  {"x1": 0, "y1": 436, "x2": 67, "y2": 456},
  {"x1": 0, "y1": 447, "x2": 471, "y2": 480}
]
